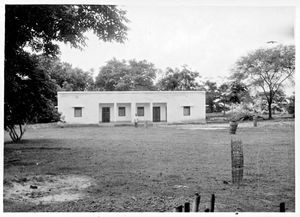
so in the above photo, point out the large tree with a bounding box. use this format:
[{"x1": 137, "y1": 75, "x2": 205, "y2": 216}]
[
  {"x1": 95, "y1": 58, "x2": 157, "y2": 91},
  {"x1": 227, "y1": 81, "x2": 250, "y2": 104},
  {"x1": 231, "y1": 44, "x2": 295, "y2": 119},
  {"x1": 37, "y1": 56, "x2": 95, "y2": 92},
  {"x1": 5, "y1": 5, "x2": 128, "y2": 142},
  {"x1": 156, "y1": 66, "x2": 200, "y2": 91}
]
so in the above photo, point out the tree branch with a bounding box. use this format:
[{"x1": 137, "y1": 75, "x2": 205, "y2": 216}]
[{"x1": 273, "y1": 69, "x2": 294, "y2": 94}]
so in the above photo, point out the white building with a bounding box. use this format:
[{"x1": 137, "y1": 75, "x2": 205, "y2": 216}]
[{"x1": 57, "y1": 91, "x2": 206, "y2": 124}]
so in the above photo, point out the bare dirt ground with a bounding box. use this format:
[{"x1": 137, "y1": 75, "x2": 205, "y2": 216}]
[
  {"x1": 4, "y1": 174, "x2": 93, "y2": 204},
  {"x1": 3, "y1": 119, "x2": 295, "y2": 212}
]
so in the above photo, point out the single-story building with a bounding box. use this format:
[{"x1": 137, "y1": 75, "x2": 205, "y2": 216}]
[{"x1": 57, "y1": 91, "x2": 206, "y2": 124}]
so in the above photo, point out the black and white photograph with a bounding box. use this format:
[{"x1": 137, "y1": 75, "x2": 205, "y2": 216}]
[{"x1": 2, "y1": 0, "x2": 298, "y2": 214}]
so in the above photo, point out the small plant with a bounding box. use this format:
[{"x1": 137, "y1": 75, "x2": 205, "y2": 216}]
[
  {"x1": 227, "y1": 103, "x2": 256, "y2": 122},
  {"x1": 227, "y1": 103, "x2": 254, "y2": 134},
  {"x1": 228, "y1": 112, "x2": 242, "y2": 122}
]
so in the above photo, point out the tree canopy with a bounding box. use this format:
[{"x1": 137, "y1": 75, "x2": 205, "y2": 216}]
[
  {"x1": 156, "y1": 66, "x2": 200, "y2": 91},
  {"x1": 5, "y1": 5, "x2": 128, "y2": 142},
  {"x1": 203, "y1": 80, "x2": 218, "y2": 113},
  {"x1": 37, "y1": 56, "x2": 95, "y2": 92},
  {"x1": 231, "y1": 44, "x2": 295, "y2": 119},
  {"x1": 6, "y1": 5, "x2": 128, "y2": 56},
  {"x1": 95, "y1": 58, "x2": 157, "y2": 91}
]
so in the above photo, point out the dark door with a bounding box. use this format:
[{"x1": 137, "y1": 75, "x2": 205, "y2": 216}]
[
  {"x1": 153, "y1": 106, "x2": 160, "y2": 122},
  {"x1": 102, "y1": 107, "x2": 110, "y2": 122}
]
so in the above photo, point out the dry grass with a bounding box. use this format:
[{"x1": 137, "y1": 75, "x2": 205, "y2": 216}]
[{"x1": 3, "y1": 120, "x2": 294, "y2": 212}]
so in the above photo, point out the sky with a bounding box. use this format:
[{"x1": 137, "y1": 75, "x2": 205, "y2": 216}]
[{"x1": 58, "y1": 5, "x2": 295, "y2": 84}]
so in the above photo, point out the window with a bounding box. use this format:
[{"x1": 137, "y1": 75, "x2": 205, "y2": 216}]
[
  {"x1": 118, "y1": 107, "x2": 126, "y2": 116},
  {"x1": 137, "y1": 107, "x2": 144, "y2": 116},
  {"x1": 74, "y1": 107, "x2": 82, "y2": 117},
  {"x1": 183, "y1": 106, "x2": 191, "y2": 116}
]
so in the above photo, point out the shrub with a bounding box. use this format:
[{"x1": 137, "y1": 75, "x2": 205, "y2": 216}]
[{"x1": 226, "y1": 103, "x2": 256, "y2": 121}]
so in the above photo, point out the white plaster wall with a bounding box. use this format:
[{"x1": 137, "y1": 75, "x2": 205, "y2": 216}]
[
  {"x1": 116, "y1": 103, "x2": 131, "y2": 122},
  {"x1": 166, "y1": 93, "x2": 206, "y2": 123},
  {"x1": 58, "y1": 93, "x2": 98, "y2": 124},
  {"x1": 57, "y1": 91, "x2": 206, "y2": 124},
  {"x1": 136, "y1": 103, "x2": 150, "y2": 122}
]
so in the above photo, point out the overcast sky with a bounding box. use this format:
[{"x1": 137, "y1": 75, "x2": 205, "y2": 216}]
[{"x1": 58, "y1": 5, "x2": 294, "y2": 83}]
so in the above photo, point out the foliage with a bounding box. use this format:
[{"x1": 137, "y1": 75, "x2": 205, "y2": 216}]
[
  {"x1": 5, "y1": 5, "x2": 128, "y2": 142},
  {"x1": 156, "y1": 65, "x2": 200, "y2": 91},
  {"x1": 286, "y1": 94, "x2": 295, "y2": 116},
  {"x1": 37, "y1": 56, "x2": 95, "y2": 92},
  {"x1": 214, "y1": 82, "x2": 230, "y2": 114},
  {"x1": 231, "y1": 44, "x2": 295, "y2": 119},
  {"x1": 228, "y1": 81, "x2": 250, "y2": 104},
  {"x1": 95, "y1": 58, "x2": 157, "y2": 91},
  {"x1": 253, "y1": 89, "x2": 289, "y2": 115},
  {"x1": 6, "y1": 5, "x2": 128, "y2": 56},
  {"x1": 203, "y1": 81, "x2": 218, "y2": 113},
  {"x1": 5, "y1": 53, "x2": 60, "y2": 142},
  {"x1": 210, "y1": 81, "x2": 250, "y2": 114},
  {"x1": 226, "y1": 103, "x2": 255, "y2": 122}
]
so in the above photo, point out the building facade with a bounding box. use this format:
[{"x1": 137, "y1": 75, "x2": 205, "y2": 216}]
[{"x1": 57, "y1": 91, "x2": 206, "y2": 124}]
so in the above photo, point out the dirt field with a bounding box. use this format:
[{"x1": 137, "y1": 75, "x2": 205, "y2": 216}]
[{"x1": 3, "y1": 120, "x2": 295, "y2": 212}]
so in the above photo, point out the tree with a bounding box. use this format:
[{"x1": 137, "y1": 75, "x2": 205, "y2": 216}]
[
  {"x1": 203, "y1": 81, "x2": 218, "y2": 113},
  {"x1": 286, "y1": 93, "x2": 295, "y2": 116},
  {"x1": 5, "y1": 5, "x2": 128, "y2": 142},
  {"x1": 5, "y1": 54, "x2": 60, "y2": 141},
  {"x1": 231, "y1": 44, "x2": 295, "y2": 119},
  {"x1": 157, "y1": 66, "x2": 200, "y2": 91},
  {"x1": 37, "y1": 56, "x2": 95, "y2": 92},
  {"x1": 270, "y1": 89, "x2": 287, "y2": 114},
  {"x1": 214, "y1": 82, "x2": 230, "y2": 114},
  {"x1": 254, "y1": 89, "x2": 288, "y2": 115},
  {"x1": 128, "y1": 59, "x2": 157, "y2": 90},
  {"x1": 227, "y1": 81, "x2": 250, "y2": 104},
  {"x1": 95, "y1": 58, "x2": 157, "y2": 91}
]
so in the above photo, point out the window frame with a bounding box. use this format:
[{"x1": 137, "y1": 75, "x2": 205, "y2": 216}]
[
  {"x1": 137, "y1": 107, "x2": 144, "y2": 116},
  {"x1": 118, "y1": 106, "x2": 126, "y2": 117},
  {"x1": 74, "y1": 107, "x2": 83, "y2": 117},
  {"x1": 183, "y1": 106, "x2": 191, "y2": 116}
]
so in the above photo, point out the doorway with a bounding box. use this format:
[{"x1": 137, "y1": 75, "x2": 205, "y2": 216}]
[
  {"x1": 102, "y1": 107, "x2": 110, "y2": 122},
  {"x1": 153, "y1": 106, "x2": 160, "y2": 122}
]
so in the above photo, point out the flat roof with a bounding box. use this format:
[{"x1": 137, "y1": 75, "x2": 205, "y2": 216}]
[{"x1": 58, "y1": 91, "x2": 205, "y2": 94}]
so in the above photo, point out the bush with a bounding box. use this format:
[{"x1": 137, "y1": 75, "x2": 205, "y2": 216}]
[
  {"x1": 226, "y1": 103, "x2": 256, "y2": 121},
  {"x1": 30, "y1": 104, "x2": 61, "y2": 124}
]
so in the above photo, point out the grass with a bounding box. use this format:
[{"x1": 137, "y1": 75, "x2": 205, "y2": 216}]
[{"x1": 3, "y1": 120, "x2": 295, "y2": 212}]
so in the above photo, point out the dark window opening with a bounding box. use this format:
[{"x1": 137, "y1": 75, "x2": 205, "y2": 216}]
[
  {"x1": 74, "y1": 107, "x2": 82, "y2": 117},
  {"x1": 137, "y1": 107, "x2": 144, "y2": 116},
  {"x1": 119, "y1": 107, "x2": 126, "y2": 116},
  {"x1": 183, "y1": 106, "x2": 191, "y2": 116}
]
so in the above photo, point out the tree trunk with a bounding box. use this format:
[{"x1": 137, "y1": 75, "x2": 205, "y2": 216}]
[
  {"x1": 268, "y1": 92, "x2": 273, "y2": 120},
  {"x1": 7, "y1": 124, "x2": 26, "y2": 142}
]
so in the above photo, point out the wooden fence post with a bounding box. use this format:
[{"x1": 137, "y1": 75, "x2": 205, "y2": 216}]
[
  {"x1": 173, "y1": 205, "x2": 183, "y2": 212},
  {"x1": 210, "y1": 194, "x2": 215, "y2": 212},
  {"x1": 280, "y1": 202, "x2": 285, "y2": 212},
  {"x1": 172, "y1": 193, "x2": 216, "y2": 212},
  {"x1": 192, "y1": 193, "x2": 201, "y2": 212},
  {"x1": 184, "y1": 202, "x2": 190, "y2": 212},
  {"x1": 253, "y1": 115, "x2": 258, "y2": 127}
]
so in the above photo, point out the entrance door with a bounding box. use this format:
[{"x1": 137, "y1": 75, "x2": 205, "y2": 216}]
[
  {"x1": 102, "y1": 107, "x2": 110, "y2": 122},
  {"x1": 153, "y1": 106, "x2": 160, "y2": 122}
]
